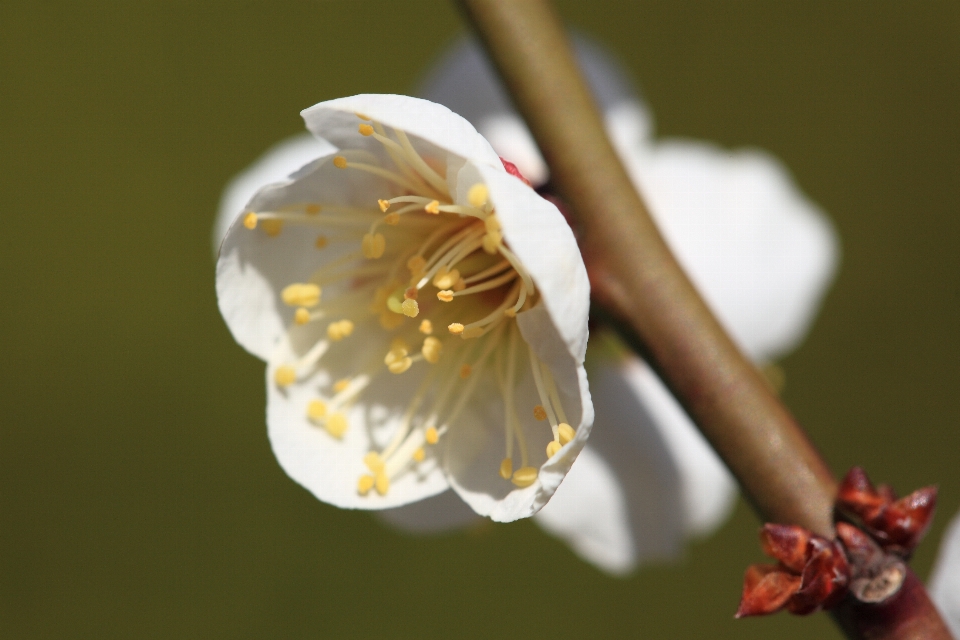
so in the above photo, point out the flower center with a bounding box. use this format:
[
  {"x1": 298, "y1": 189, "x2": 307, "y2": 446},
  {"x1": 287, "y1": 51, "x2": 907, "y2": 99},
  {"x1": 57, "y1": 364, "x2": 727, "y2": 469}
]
[{"x1": 243, "y1": 115, "x2": 575, "y2": 497}]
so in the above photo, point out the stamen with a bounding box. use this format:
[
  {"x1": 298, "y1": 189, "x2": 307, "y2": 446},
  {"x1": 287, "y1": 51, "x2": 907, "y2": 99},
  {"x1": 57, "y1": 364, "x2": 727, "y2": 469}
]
[
  {"x1": 307, "y1": 400, "x2": 327, "y2": 420},
  {"x1": 512, "y1": 466, "x2": 538, "y2": 488},
  {"x1": 412, "y1": 448, "x2": 426, "y2": 462},
  {"x1": 421, "y1": 337, "x2": 442, "y2": 363},
  {"x1": 425, "y1": 427, "x2": 439, "y2": 445},
  {"x1": 468, "y1": 183, "x2": 489, "y2": 208},
  {"x1": 425, "y1": 200, "x2": 440, "y2": 214},
  {"x1": 499, "y1": 458, "x2": 513, "y2": 480},
  {"x1": 333, "y1": 156, "x2": 348, "y2": 169},
  {"x1": 546, "y1": 441, "x2": 562, "y2": 458},
  {"x1": 407, "y1": 255, "x2": 427, "y2": 278},
  {"x1": 437, "y1": 290, "x2": 454, "y2": 302},
  {"x1": 281, "y1": 283, "x2": 321, "y2": 308},
  {"x1": 462, "y1": 259, "x2": 510, "y2": 285},
  {"x1": 294, "y1": 308, "x2": 311, "y2": 325},
  {"x1": 327, "y1": 320, "x2": 355, "y2": 341},
  {"x1": 305, "y1": 204, "x2": 322, "y2": 215},
  {"x1": 315, "y1": 235, "x2": 329, "y2": 249},
  {"x1": 393, "y1": 128, "x2": 449, "y2": 195},
  {"x1": 326, "y1": 413, "x2": 348, "y2": 438},
  {"x1": 362, "y1": 232, "x2": 386, "y2": 259},
  {"x1": 384, "y1": 212, "x2": 400, "y2": 225},
  {"x1": 448, "y1": 323, "x2": 464, "y2": 335},
  {"x1": 558, "y1": 423, "x2": 575, "y2": 445},
  {"x1": 378, "y1": 199, "x2": 390, "y2": 212},
  {"x1": 533, "y1": 405, "x2": 547, "y2": 421},
  {"x1": 261, "y1": 219, "x2": 283, "y2": 236},
  {"x1": 419, "y1": 319, "x2": 433, "y2": 334},
  {"x1": 432, "y1": 266, "x2": 461, "y2": 290},
  {"x1": 452, "y1": 269, "x2": 518, "y2": 298},
  {"x1": 364, "y1": 451, "x2": 385, "y2": 473},
  {"x1": 358, "y1": 123, "x2": 374, "y2": 136},
  {"x1": 401, "y1": 299, "x2": 419, "y2": 317},
  {"x1": 357, "y1": 475, "x2": 375, "y2": 495},
  {"x1": 459, "y1": 364, "x2": 472, "y2": 379},
  {"x1": 333, "y1": 378, "x2": 351, "y2": 393},
  {"x1": 274, "y1": 366, "x2": 296, "y2": 387},
  {"x1": 375, "y1": 472, "x2": 390, "y2": 496},
  {"x1": 243, "y1": 212, "x2": 258, "y2": 229}
]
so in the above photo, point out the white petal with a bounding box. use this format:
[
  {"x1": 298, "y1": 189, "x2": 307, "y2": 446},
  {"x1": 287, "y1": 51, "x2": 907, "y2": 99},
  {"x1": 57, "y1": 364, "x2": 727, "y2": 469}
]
[
  {"x1": 624, "y1": 141, "x2": 839, "y2": 360},
  {"x1": 534, "y1": 358, "x2": 686, "y2": 574},
  {"x1": 477, "y1": 164, "x2": 591, "y2": 362},
  {"x1": 417, "y1": 35, "x2": 653, "y2": 144},
  {"x1": 212, "y1": 134, "x2": 334, "y2": 255},
  {"x1": 267, "y1": 324, "x2": 450, "y2": 510},
  {"x1": 216, "y1": 154, "x2": 383, "y2": 360},
  {"x1": 930, "y1": 510, "x2": 960, "y2": 638},
  {"x1": 616, "y1": 355, "x2": 738, "y2": 536},
  {"x1": 375, "y1": 490, "x2": 483, "y2": 533},
  {"x1": 301, "y1": 94, "x2": 502, "y2": 172},
  {"x1": 445, "y1": 304, "x2": 593, "y2": 523}
]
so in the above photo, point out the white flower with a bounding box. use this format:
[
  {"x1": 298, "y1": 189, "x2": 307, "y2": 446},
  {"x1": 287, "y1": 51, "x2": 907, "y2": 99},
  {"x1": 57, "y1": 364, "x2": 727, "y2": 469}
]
[
  {"x1": 930, "y1": 510, "x2": 960, "y2": 637},
  {"x1": 378, "y1": 37, "x2": 838, "y2": 574},
  {"x1": 216, "y1": 94, "x2": 593, "y2": 522}
]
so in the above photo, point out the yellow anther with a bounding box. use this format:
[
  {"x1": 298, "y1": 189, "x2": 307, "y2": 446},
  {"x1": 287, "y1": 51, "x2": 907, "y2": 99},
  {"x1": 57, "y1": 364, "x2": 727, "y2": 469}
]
[
  {"x1": 375, "y1": 472, "x2": 390, "y2": 496},
  {"x1": 468, "y1": 183, "x2": 489, "y2": 208},
  {"x1": 326, "y1": 413, "x2": 348, "y2": 438},
  {"x1": 511, "y1": 466, "x2": 539, "y2": 488},
  {"x1": 379, "y1": 312, "x2": 404, "y2": 330},
  {"x1": 424, "y1": 200, "x2": 440, "y2": 214},
  {"x1": 355, "y1": 112, "x2": 371, "y2": 121},
  {"x1": 333, "y1": 378, "x2": 351, "y2": 393},
  {"x1": 482, "y1": 232, "x2": 502, "y2": 254},
  {"x1": 294, "y1": 308, "x2": 311, "y2": 325},
  {"x1": 425, "y1": 427, "x2": 439, "y2": 444},
  {"x1": 327, "y1": 322, "x2": 346, "y2": 341},
  {"x1": 407, "y1": 255, "x2": 427, "y2": 276},
  {"x1": 533, "y1": 405, "x2": 548, "y2": 421},
  {"x1": 437, "y1": 290, "x2": 454, "y2": 302},
  {"x1": 261, "y1": 219, "x2": 283, "y2": 237},
  {"x1": 558, "y1": 423, "x2": 575, "y2": 445},
  {"x1": 453, "y1": 278, "x2": 466, "y2": 292},
  {"x1": 315, "y1": 235, "x2": 329, "y2": 249},
  {"x1": 305, "y1": 204, "x2": 322, "y2": 215},
  {"x1": 281, "y1": 283, "x2": 321, "y2": 308},
  {"x1": 338, "y1": 320, "x2": 354, "y2": 337},
  {"x1": 432, "y1": 266, "x2": 460, "y2": 290},
  {"x1": 484, "y1": 215, "x2": 502, "y2": 234},
  {"x1": 242, "y1": 212, "x2": 258, "y2": 229},
  {"x1": 390, "y1": 337, "x2": 409, "y2": 352},
  {"x1": 307, "y1": 400, "x2": 327, "y2": 421},
  {"x1": 362, "y1": 232, "x2": 386, "y2": 259},
  {"x1": 333, "y1": 156, "x2": 348, "y2": 169},
  {"x1": 421, "y1": 337, "x2": 442, "y2": 363},
  {"x1": 364, "y1": 451, "x2": 385, "y2": 473},
  {"x1": 499, "y1": 458, "x2": 513, "y2": 480},
  {"x1": 358, "y1": 123, "x2": 374, "y2": 136},
  {"x1": 404, "y1": 287, "x2": 418, "y2": 300},
  {"x1": 413, "y1": 448, "x2": 426, "y2": 462},
  {"x1": 504, "y1": 308, "x2": 517, "y2": 318},
  {"x1": 461, "y1": 327, "x2": 484, "y2": 339},
  {"x1": 447, "y1": 323, "x2": 464, "y2": 335},
  {"x1": 419, "y1": 319, "x2": 433, "y2": 335},
  {"x1": 388, "y1": 357, "x2": 413, "y2": 374},
  {"x1": 546, "y1": 440, "x2": 562, "y2": 458},
  {"x1": 384, "y1": 212, "x2": 400, "y2": 225},
  {"x1": 274, "y1": 366, "x2": 296, "y2": 387},
  {"x1": 378, "y1": 199, "x2": 391, "y2": 212},
  {"x1": 357, "y1": 474, "x2": 375, "y2": 495},
  {"x1": 459, "y1": 364, "x2": 472, "y2": 379},
  {"x1": 401, "y1": 298, "x2": 419, "y2": 318}
]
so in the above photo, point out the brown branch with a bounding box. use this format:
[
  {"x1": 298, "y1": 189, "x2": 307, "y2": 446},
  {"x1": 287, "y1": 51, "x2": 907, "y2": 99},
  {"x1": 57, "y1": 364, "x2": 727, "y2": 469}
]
[{"x1": 456, "y1": 1, "x2": 953, "y2": 638}]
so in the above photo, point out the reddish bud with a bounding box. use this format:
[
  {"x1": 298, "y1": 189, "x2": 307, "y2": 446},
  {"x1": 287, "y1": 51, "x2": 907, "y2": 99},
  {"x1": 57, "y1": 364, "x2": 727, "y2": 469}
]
[
  {"x1": 760, "y1": 524, "x2": 812, "y2": 573},
  {"x1": 499, "y1": 157, "x2": 531, "y2": 186},
  {"x1": 873, "y1": 486, "x2": 937, "y2": 554},
  {"x1": 736, "y1": 565, "x2": 803, "y2": 618},
  {"x1": 787, "y1": 538, "x2": 850, "y2": 615},
  {"x1": 836, "y1": 467, "x2": 937, "y2": 556}
]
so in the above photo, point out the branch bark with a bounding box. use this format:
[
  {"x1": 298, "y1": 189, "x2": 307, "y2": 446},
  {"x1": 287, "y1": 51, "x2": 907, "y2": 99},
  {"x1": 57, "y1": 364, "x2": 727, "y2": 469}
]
[{"x1": 456, "y1": 1, "x2": 953, "y2": 639}]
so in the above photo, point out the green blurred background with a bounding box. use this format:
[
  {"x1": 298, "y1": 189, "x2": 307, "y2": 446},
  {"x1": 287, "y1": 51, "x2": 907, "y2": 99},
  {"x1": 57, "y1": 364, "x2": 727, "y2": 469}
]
[{"x1": 2, "y1": 2, "x2": 958, "y2": 638}]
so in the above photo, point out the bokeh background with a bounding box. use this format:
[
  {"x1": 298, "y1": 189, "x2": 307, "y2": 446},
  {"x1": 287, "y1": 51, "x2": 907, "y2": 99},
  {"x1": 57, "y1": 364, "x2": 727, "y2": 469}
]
[{"x1": 2, "y1": 2, "x2": 958, "y2": 638}]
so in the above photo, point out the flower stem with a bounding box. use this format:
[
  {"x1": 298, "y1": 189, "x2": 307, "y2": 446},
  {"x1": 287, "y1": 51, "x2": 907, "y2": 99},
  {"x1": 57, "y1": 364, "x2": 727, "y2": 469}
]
[{"x1": 457, "y1": 1, "x2": 952, "y2": 638}]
